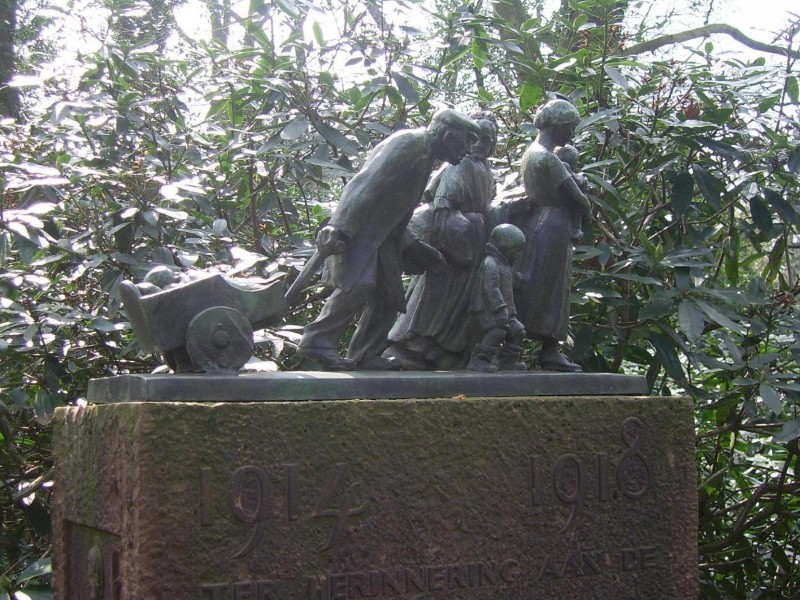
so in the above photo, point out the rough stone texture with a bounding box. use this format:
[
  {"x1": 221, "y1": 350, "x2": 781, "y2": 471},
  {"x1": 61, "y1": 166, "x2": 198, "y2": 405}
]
[{"x1": 54, "y1": 395, "x2": 697, "y2": 599}]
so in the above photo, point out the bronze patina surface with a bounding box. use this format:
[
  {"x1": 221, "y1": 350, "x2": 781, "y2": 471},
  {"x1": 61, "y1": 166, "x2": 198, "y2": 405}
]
[{"x1": 87, "y1": 371, "x2": 649, "y2": 403}]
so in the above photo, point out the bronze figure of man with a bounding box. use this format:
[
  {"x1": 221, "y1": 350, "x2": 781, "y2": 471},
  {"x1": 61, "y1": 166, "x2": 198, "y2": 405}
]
[{"x1": 297, "y1": 109, "x2": 482, "y2": 370}]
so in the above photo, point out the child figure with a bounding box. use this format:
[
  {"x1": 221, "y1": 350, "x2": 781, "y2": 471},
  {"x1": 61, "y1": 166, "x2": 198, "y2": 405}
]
[
  {"x1": 467, "y1": 224, "x2": 527, "y2": 373},
  {"x1": 555, "y1": 144, "x2": 591, "y2": 241}
]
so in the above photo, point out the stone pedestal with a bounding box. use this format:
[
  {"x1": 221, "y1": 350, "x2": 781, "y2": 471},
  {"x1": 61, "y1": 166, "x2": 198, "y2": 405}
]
[{"x1": 53, "y1": 373, "x2": 697, "y2": 599}]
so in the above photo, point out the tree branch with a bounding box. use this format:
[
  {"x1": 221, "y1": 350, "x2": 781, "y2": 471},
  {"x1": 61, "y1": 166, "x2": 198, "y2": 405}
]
[
  {"x1": 492, "y1": 0, "x2": 542, "y2": 80},
  {"x1": 619, "y1": 23, "x2": 800, "y2": 60},
  {"x1": 698, "y1": 481, "x2": 800, "y2": 555}
]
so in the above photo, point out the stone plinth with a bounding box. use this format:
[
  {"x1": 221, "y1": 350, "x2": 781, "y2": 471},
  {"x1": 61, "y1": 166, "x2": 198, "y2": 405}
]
[{"x1": 53, "y1": 374, "x2": 697, "y2": 599}]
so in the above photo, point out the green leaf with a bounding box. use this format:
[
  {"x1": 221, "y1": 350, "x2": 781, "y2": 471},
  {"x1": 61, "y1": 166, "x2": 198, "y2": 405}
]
[
  {"x1": 603, "y1": 64, "x2": 629, "y2": 91},
  {"x1": 763, "y1": 237, "x2": 787, "y2": 286},
  {"x1": 724, "y1": 252, "x2": 739, "y2": 287},
  {"x1": 16, "y1": 559, "x2": 51, "y2": 584},
  {"x1": 153, "y1": 207, "x2": 188, "y2": 220},
  {"x1": 577, "y1": 108, "x2": 620, "y2": 130},
  {"x1": 311, "y1": 120, "x2": 360, "y2": 156},
  {"x1": 281, "y1": 118, "x2": 309, "y2": 141},
  {"x1": 649, "y1": 332, "x2": 687, "y2": 385},
  {"x1": 274, "y1": 0, "x2": 301, "y2": 18},
  {"x1": 33, "y1": 389, "x2": 58, "y2": 424},
  {"x1": 318, "y1": 71, "x2": 334, "y2": 90},
  {"x1": 691, "y1": 352, "x2": 735, "y2": 371},
  {"x1": 312, "y1": 21, "x2": 325, "y2": 46},
  {"x1": 697, "y1": 137, "x2": 744, "y2": 160},
  {"x1": 607, "y1": 272, "x2": 662, "y2": 285},
  {"x1": 678, "y1": 300, "x2": 705, "y2": 342},
  {"x1": 257, "y1": 132, "x2": 284, "y2": 154},
  {"x1": 671, "y1": 119, "x2": 716, "y2": 130},
  {"x1": 6, "y1": 177, "x2": 69, "y2": 192},
  {"x1": 585, "y1": 173, "x2": 623, "y2": 203},
  {"x1": 661, "y1": 248, "x2": 714, "y2": 268},
  {"x1": 212, "y1": 219, "x2": 228, "y2": 236},
  {"x1": 694, "y1": 300, "x2": 746, "y2": 335},
  {"x1": 385, "y1": 85, "x2": 404, "y2": 108},
  {"x1": 764, "y1": 188, "x2": 798, "y2": 225},
  {"x1": 391, "y1": 72, "x2": 420, "y2": 103},
  {"x1": 758, "y1": 383, "x2": 782, "y2": 415},
  {"x1": 772, "y1": 383, "x2": 800, "y2": 393},
  {"x1": 748, "y1": 196, "x2": 772, "y2": 233},
  {"x1": 521, "y1": 17, "x2": 540, "y2": 30},
  {"x1": 443, "y1": 46, "x2": 470, "y2": 67},
  {"x1": 477, "y1": 88, "x2": 495, "y2": 103},
  {"x1": 575, "y1": 284, "x2": 621, "y2": 299},
  {"x1": 520, "y1": 79, "x2": 543, "y2": 114},
  {"x1": 471, "y1": 42, "x2": 488, "y2": 69},
  {"x1": 247, "y1": 24, "x2": 273, "y2": 50},
  {"x1": 788, "y1": 146, "x2": 800, "y2": 173},
  {"x1": 757, "y1": 94, "x2": 781, "y2": 113},
  {"x1": 749, "y1": 353, "x2": 780, "y2": 369},
  {"x1": 205, "y1": 99, "x2": 228, "y2": 120},
  {"x1": 639, "y1": 296, "x2": 675, "y2": 320},
  {"x1": 670, "y1": 171, "x2": 693, "y2": 216},
  {"x1": 786, "y1": 75, "x2": 799, "y2": 104},
  {"x1": 774, "y1": 418, "x2": 800, "y2": 443},
  {"x1": 13, "y1": 589, "x2": 53, "y2": 600},
  {"x1": 691, "y1": 164, "x2": 721, "y2": 210}
]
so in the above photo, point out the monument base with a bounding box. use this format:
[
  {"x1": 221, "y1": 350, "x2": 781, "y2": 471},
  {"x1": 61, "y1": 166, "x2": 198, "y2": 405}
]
[{"x1": 54, "y1": 374, "x2": 697, "y2": 599}]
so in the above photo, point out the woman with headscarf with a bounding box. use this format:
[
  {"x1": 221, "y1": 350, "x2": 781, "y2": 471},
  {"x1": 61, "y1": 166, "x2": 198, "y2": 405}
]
[
  {"x1": 383, "y1": 114, "x2": 500, "y2": 369},
  {"x1": 515, "y1": 99, "x2": 590, "y2": 372}
]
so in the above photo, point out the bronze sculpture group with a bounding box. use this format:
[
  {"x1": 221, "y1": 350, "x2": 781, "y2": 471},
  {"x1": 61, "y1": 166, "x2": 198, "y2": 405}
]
[
  {"x1": 122, "y1": 100, "x2": 593, "y2": 374},
  {"x1": 298, "y1": 99, "x2": 590, "y2": 373}
]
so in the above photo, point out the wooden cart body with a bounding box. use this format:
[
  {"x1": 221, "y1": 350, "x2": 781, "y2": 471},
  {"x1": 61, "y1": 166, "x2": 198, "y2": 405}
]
[{"x1": 119, "y1": 274, "x2": 286, "y2": 372}]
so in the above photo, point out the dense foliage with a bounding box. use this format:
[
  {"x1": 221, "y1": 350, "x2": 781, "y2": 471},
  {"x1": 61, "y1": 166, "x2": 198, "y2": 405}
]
[{"x1": 1, "y1": 0, "x2": 799, "y2": 596}]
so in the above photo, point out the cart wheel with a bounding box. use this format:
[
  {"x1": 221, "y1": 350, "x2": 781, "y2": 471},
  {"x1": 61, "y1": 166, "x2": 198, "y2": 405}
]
[{"x1": 186, "y1": 307, "x2": 254, "y2": 373}]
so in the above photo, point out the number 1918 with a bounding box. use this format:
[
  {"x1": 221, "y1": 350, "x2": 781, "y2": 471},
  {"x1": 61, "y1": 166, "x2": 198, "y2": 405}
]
[{"x1": 530, "y1": 417, "x2": 650, "y2": 533}]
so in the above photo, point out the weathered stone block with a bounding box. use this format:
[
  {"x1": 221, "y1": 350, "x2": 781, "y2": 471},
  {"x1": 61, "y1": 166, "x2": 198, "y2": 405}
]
[{"x1": 54, "y1": 384, "x2": 696, "y2": 599}]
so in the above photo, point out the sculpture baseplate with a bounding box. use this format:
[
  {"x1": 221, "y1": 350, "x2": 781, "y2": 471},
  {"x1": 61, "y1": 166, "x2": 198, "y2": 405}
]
[{"x1": 87, "y1": 371, "x2": 649, "y2": 403}]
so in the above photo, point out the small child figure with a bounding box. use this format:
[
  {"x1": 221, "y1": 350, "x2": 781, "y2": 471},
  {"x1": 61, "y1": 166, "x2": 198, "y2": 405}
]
[
  {"x1": 555, "y1": 144, "x2": 591, "y2": 241},
  {"x1": 467, "y1": 224, "x2": 527, "y2": 373}
]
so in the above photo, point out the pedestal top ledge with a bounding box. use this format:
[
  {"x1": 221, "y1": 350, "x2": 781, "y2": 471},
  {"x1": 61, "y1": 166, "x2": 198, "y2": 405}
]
[{"x1": 88, "y1": 371, "x2": 648, "y2": 403}]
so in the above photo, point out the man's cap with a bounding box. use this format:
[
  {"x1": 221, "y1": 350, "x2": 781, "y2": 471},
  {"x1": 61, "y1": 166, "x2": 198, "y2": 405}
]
[{"x1": 431, "y1": 108, "x2": 482, "y2": 136}]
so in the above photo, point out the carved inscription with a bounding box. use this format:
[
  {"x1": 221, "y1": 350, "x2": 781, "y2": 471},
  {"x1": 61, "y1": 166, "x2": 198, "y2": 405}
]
[
  {"x1": 306, "y1": 560, "x2": 520, "y2": 600},
  {"x1": 200, "y1": 548, "x2": 662, "y2": 598},
  {"x1": 201, "y1": 580, "x2": 284, "y2": 600},
  {"x1": 229, "y1": 466, "x2": 272, "y2": 558},
  {"x1": 535, "y1": 545, "x2": 660, "y2": 582},
  {"x1": 197, "y1": 416, "x2": 663, "y2": 598},
  {"x1": 200, "y1": 463, "x2": 368, "y2": 558},
  {"x1": 530, "y1": 418, "x2": 651, "y2": 532},
  {"x1": 617, "y1": 417, "x2": 650, "y2": 498},
  {"x1": 552, "y1": 454, "x2": 584, "y2": 532},
  {"x1": 310, "y1": 464, "x2": 369, "y2": 551}
]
